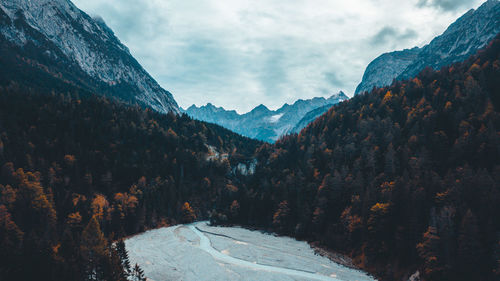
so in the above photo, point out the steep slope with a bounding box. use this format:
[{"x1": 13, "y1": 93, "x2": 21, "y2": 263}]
[
  {"x1": 0, "y1": 0, "x2": 179, "y2": 113},
  {"x1": 399, "y1": 0, "x2": 500, "y2": 80},
  {"x1": 355, "y1": 0, "x2": 500, "y2": 95},
  {"x1": 185, "y1": 92, "x2": 348, "y2": 142},
  {"x1": 227, "y1": 34, "x2": 500, "y2": 280},
  {"x1": 355, "y1": 48, "x2": 421, "y2": 95},
  {"x1": 0, "y1": 84, "x2": 259, "y2": 280},
  {"x1": 291, "y1": 104, "x2": 335, "y2": 134}
]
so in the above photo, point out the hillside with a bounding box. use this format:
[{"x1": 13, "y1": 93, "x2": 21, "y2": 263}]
[
  {"x1": 222, "y1": 34, "x2": 500, "y2": 281},
  {"x1": 0, "y1": 0, "x2": 179, "y2": 113},
  {"x1": 0, "y1": 85, "x2": 259, "y2": 280},
  {"x1": 355, "y1": 0, "x2": 500, "y2": 95}
]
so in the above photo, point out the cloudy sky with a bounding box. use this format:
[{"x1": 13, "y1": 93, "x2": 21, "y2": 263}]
[{"x1": 72, "y1": 0, "x2": 484, "y2": 113}]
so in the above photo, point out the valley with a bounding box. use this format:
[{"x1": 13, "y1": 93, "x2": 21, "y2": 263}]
[
  {"x1": 1, "y1": 0, "x2": 499, "y2": 280},
  {"x1": 126, "y1": 222, "x2": 375, "y2": 281}
]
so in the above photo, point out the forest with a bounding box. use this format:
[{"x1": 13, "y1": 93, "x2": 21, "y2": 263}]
[
  {"x1": 0, "y1": 85, "x2": 259, "y2": 280},
  {"x1": 216, "y1": 34, "x2": 500, "y2": 280},
  {"x1": 1, "y1": 17, "x2": 499, "y2": 281}
]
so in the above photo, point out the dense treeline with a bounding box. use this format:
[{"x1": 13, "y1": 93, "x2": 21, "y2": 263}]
[
  {"x1": 223, "y1": 35, "x2": 500, "y2": 280},
  {"x1": 2, "y1": 21, "x2": 500, "y2": 281},
  {"x1": 0, "y1": 86, "x2": 259, "y2": 280}
]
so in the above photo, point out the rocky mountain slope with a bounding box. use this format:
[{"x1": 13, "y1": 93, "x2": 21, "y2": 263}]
[
  {"x1": 355, "y1": 48, "x2": 421, "y2": 94},
  {"x1": 184, "y1": 92, "x2": 348, "y2": 142},
  {"x1": 355, "y1": 0, "x2": 500, "y2": 95},
  {"x1": 0, "y1": 0, "x2": 179, "y2": 113},
  {"x1": 291, "y1": 104, "x2": 334, "y2": 134}
]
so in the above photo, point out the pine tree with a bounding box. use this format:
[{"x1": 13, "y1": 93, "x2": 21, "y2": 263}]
[
  {"x1": 0, "y1": 205, "x2": 23, "y2": 276},
  {"x1": 103, "y1": 247, "x2": 127, "y2": 281},
  {"x1": 80, "y1": 216, "x2": 108, "y2": 281},
  {"x1": 115, "y1": 239, "x2": 131, "y2": 276},
  {"x1": 130, "y1": 263, "x2": 146, "y2": 281},
  {"x1": 457, "y1": 210, "x2": 482, "y2": 279},
  {"x1": 229, "y1": 200, "x2": 240, "y2": 222}
]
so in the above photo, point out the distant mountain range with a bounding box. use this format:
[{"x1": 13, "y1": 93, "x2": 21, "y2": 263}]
[
  {"x1": 183, "y1": 92, "x2": 348, "y2": 142},
  {"x1": 0, "y1": 0, "x2": 179, "y2": 113},
  {"x1": 355, "y1": 0, "x2": 500, "y2": 95}
]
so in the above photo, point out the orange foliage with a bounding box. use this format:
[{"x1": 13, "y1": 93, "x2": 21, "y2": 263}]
[
  {"x1": 66, "y1": 212, "x2": 82, "y2": 226},
  {"x1": 64, "y1": 155, "x2": 76, "y2": 166},
  {"x1": 383, "y1": 91, "x2": 393, "y2": 103},
  {"x1": 91, "y1": 194, "x2": 109, "y2": 221}
]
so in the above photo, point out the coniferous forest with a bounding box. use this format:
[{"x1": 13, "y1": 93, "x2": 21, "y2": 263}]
[
  {"x1": 215, "y1": 34, "x2": 500, "y2": 280},
  {"x1": 0, "y1": 85, "x2": 260, "y2": 280},
  {"x1": 0, "y1": 4, "x2": 500, "y2": 280}
]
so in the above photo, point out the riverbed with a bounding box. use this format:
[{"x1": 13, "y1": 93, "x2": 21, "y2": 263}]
[{"x1": 125, "y1": 221, "x2": 375, "y2": 281}]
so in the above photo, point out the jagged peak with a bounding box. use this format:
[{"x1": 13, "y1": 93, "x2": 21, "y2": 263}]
[
  {"x1": 329, "y1": 91, "x2": 348, "y2": 100},
  {"x1": 186, "y1": 104, "x2": 199, "y2": 111},
  {"x1": 252, "y1": 104, "x2": 271, "y2": 112}
]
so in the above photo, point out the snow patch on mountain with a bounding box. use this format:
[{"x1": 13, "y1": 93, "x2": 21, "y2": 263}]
[{"x1": 268, "y1": 113, "x2": 284, "y2": 123}]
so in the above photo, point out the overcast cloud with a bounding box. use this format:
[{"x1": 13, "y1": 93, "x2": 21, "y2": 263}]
[{"x1": 72, "y1": 0, "x2": 483, "y2": 113}]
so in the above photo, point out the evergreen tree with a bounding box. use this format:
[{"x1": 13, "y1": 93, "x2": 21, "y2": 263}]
[
  {"x1": 80, "y1": 216, "x2": 108, "y2": 281},
  {"x1": 130, "y1": 263, "x2": 146, "y2": 281},
  {"x1": 457, "y1": 210, "x2": 482, "y2": 279},
  {"x1": 115, "y1": 239, "x2": 131, "y2": 276}
]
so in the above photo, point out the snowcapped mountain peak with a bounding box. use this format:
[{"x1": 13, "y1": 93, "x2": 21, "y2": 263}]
[
  {"x1": 0, "y1": 0, "x2": 179, "y2": 114},
  {"x1": 329, "y1": 91, "x2": 348, "y2": 100},
  {"x1": 184, "y1": 91, "x2": 347, "y2": 142}
]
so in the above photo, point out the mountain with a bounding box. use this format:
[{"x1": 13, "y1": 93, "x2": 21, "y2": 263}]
[
  {"x1": 290, "y1": 104, "x2": 334, "y2": 134},
  {"x1": 184, "y1": 92, "x2": 348, "y2": 142},
  {"x1": 355, "y1": 0, "x2": 500, "y2": 95},
  {"x1": 0, "y1": 0, "x2": 179, "y2": 113},
  {"x1": 224, "y1": 33, "x2": 500, "y2": 281},
  {"x1": 355, "y1": 47, "x2": 421, "y2": 94}
]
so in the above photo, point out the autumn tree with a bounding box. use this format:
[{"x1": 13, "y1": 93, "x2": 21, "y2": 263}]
[
  {"x1": 417, "y1": 227, "x2": 444, "y2": 280},
  {"x1": 181, "y1": 202, "x2": 196, "y2": 223},
  {"x1": 273, "y1": 200, "x2": 291, "y2": 233}
]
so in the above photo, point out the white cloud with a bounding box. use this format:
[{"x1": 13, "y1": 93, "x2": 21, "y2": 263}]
[{"x1": 72, "y1": 0, "x2": 484, "y2": 113}]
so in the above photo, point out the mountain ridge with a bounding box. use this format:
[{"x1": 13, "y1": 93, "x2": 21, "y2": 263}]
[
  {"x1": 355, "y1": 0, "x2": 500, "y2": 95},
  {"x1": 184, "y1": 92, "x2": 348, "y2": 142},
  {"x1": 0, "y1": 0, "x2": 179, "y2": 113}
]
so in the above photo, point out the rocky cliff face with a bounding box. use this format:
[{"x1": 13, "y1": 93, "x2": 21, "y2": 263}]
[
  {"x1": 355, "y1": 48, "x2": 421, "y2": 95},
  {"x1": 398, "y1": 0, "x2": 500, "y2": 80},
  {"x1": 0, "y1": 0, "x2": 179, "y2": 113},
  {"x1": 355, "y1": 0, "x2": 500, "y2": 95},
  {"x1": 184, "y1": 92, "x2": 348, "y2": 142}
]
